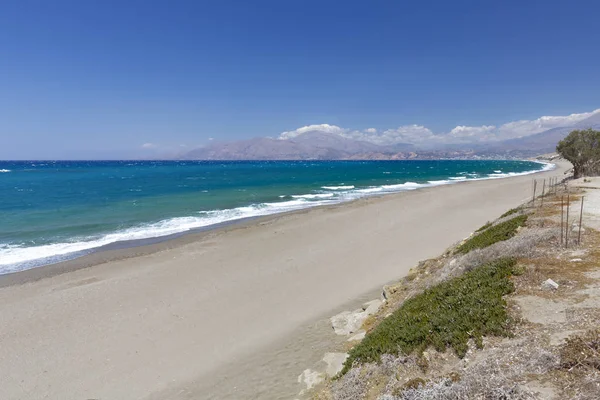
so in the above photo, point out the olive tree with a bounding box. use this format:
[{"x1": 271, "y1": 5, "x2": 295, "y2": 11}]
[{"x1": 556, "y1": 128, "x2": 600, "y2": 178}]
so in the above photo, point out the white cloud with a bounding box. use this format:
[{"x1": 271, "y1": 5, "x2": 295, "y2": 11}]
[
  {"x1": 279, "y1": 124, "x2": 347, "y2": 140},
  {"x1": 141, "y1": 143, "x2": 157, "y2": 149},
  {"x1": 448, "y1": 125, "x2": 496, "y2": 140},
  {"x1": 497, "y1": 109, "x2": 600, "y2": 139},
  {"x1": 342, "y1": 125, "x2": 436, "y2": 145},
  {"x1": 277, "y1": 108, "x2": 600, "y2": 147}
]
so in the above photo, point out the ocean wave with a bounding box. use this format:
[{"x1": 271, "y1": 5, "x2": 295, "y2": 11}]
[
  {"x1": 1, "y1": 161, "x2": 554, "y2": 274},
  {"x1": 357, "y1": 181, "x2": 423, "y2": 194},
  {"x1": 291, "y1": 193, "x2": 335, "y2": 199},
  {"x1": 322, "y1": 185, "x2": 355, "y2": 190},
  {"x1": 0, "y1": 169, "x2": 11, "y2": 173},
  {"x1": 0, "y1": 198, "x2": 334, "y2": 273}
]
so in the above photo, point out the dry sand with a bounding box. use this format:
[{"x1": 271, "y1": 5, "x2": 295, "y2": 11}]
[{"x1": 0, "y1": 162, "x2": 569, "y2": 400}]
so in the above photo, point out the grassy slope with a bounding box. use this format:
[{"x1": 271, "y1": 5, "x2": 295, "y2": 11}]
[
  {"x1": 341, "y1": 258, "x2": 516, "y2": 374},
  {"x1": 455, "y1": 214, "x2": 527, "y2": 254}
]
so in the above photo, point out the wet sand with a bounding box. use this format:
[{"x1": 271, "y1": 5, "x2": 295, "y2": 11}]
[{"x1": 0, "y1": 162, "x2": 569, "y2": 400}]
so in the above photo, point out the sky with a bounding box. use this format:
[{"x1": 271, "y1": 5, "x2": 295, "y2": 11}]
[{"x1": 1, "y1": 0, "x2": 599, "y2": 159}]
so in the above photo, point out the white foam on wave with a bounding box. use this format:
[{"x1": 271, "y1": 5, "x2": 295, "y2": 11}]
[
  {"x1": 0, "y1": 169, "x2": 11, "y2": 173},
  {"x1": 0, "y1": 198, "x2": 333, "y2": 273},
  {"x1": 357, "y1": 181, "x2": 423, "y2": 194},
  {"x1": 291, "y1": 193, "x2": 335, "y2": 199},
  {"x1": 322, "y1": 185, "x2": 355, "y2": 190},
  {"x1": 1, "y1": 161, "x2": 554, "y2": 274}
]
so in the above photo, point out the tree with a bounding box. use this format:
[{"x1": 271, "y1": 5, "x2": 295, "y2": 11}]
[{"x1": 556, "y1": 128, "x2": 600, "y2": 178}]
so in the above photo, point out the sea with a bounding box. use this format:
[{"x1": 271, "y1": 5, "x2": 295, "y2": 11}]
[{"x1": 0, "y1": 160, "x2": 551, "y2": 274}]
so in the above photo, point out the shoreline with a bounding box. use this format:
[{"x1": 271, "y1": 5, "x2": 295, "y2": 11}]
[
  {"x1": 0, "y1": 160, "x2": 555, "y2": 287},
  {"x1": 0, "y1": 160, "x2": 570, "y2": 400}
]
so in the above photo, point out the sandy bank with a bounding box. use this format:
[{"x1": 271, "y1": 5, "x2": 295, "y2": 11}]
[{"x1": 0, "y1": 161, "x2": 569, "y2": 400}]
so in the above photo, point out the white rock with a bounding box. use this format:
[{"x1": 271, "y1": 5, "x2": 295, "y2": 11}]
[
  {"x1": 363, "y1": 299, "x2": 383, "y2": 315},
  {"x1": 570, "y1": 258, "x2": 583, "y2": 262},
  {"x1": 330, "y1": 310, "x2": 367, "y2": 335},
  {"x1": 330, "y1": 299, "x2": 383, "y2": 335},
  {"x1": 323, "y1": 352, "x2": 349, "y2": 377},
  {"x1": 347, "y1": 330, "x2": 366, "y2": 342},
  {"x1": 542, "y1": 278, "x2": 559, "y2": 290},
  {"x1": 297, "y1": 369, "x2": 324, "y2": 391}
]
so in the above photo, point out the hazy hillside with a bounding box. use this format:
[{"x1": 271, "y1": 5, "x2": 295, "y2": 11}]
[{"x1": 179, "y1": 113, "x2": 599, "y2": 160}]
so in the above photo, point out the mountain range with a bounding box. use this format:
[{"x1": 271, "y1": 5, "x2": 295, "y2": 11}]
[{"x1": 179, "y1": 112, "x2": 600, "y2": 160}]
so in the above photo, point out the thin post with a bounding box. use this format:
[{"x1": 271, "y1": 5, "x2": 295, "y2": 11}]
[
  {"x1": 560, "y1": 195, "x2": 564, "y2": 247},
  {"x1": 565, "y1": 192, "x2": 570, "y2": 248},
  {"x1": 532, "y1": 179, "x2": 537, "y2": 207},
  {"x1": 541, "y1": 179, "x2": 546, "y2": 207},
  {"x1": 578, "y1": 196, "x2": 584, "y2": 245}
]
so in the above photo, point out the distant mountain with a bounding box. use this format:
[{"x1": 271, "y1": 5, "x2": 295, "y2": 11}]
[
  {"x1": 179, "y1": 114, "x2": 599, "y2": 160},
  {"x1": 180, "y1": 131, "x2": 415, "y2": 160},
  {"x1": 482, "y1": 112, "x2": 600, "y2": 155}
]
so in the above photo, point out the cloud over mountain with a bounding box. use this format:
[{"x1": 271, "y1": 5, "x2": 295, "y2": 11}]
[{"x1": 278, "y1": 109, "x2": 600, "y2": 146}]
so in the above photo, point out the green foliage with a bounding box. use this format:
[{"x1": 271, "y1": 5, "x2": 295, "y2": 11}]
[
  {"x1": 556, "y1": 128, "x2": 600, "y2": 178},
  {"x1": 456, "y1": 215, "x2": 527, "y2": 254},
  {"x1": 341, "y1": 258, "x2": 516, "y2": 375},
  {"x1": 499, "y1": 207, "x2": 520, "y2": 219},
  {"x1": 475, "y1": 221, "x2": 492, "y2": 233}
]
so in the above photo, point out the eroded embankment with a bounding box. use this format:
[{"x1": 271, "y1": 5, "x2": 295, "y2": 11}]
[{"x1": 306, "y1": 177, "x2": 600, "y2": 400}]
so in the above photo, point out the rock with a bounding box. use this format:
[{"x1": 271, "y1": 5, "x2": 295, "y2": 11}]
[
  {"x1": 363, "y1": 299, "x2": 383, "y2": 315},
  {"x1": 297, "y1": 369, "x2": 324, "y2": 391},
  {"x1": 382, "y1": 285, "x2": 399, "y2": 300},
  {"x1": 570, "y1": 258, "x2": 583, "y2": 262},
  {"x1": 330, "y1": 310, "x2": 367, "y2": 335},
  {"x1": 347, "y1": 330, "x2": 366, "y2": 342},
  {"x1": 330, "y1": 299, "x2": 383, "y2": 335},
  {"x1": 323, "y1": 352, "x2": 348, "y2": 377},
  {"x1": 542, "y1": 279, "x2": 559, "y2": 291}
]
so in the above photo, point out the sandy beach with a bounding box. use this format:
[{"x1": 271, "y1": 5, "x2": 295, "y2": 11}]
[{"x1": 0, "y1": 162, "x2": 569, "y2": 400}]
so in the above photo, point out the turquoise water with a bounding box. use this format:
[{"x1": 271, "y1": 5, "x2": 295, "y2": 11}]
[{"x1": 0, "y1": 160, "x2": 549, "y2": 274}]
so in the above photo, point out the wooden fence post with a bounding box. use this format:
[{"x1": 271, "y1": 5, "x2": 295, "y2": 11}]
[
  {"x1": 565, "y1": 192, "x2": 570, "y2": 248},
  {"x1": 561, "y1": 195, "x2": 564, "y2": 247},
  {"x1": 578, "y1": 197, "x2": 584, "y2": 245}
]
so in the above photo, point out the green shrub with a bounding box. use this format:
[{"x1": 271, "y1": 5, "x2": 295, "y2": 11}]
[
  {"x1": 475, "y1": 221, "x2": 492, "y2": 233},
  {"x1": 499, "y1": 207, "x2": 520, "y2": 219},
  {"x1": 341, "y1": 258, "x2": 516, "y2": 375},
  {"x1": 456, "y1": 215, "x2": 527, "y2": 254}
]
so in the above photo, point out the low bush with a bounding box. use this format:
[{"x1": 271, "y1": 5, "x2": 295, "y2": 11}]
[
  {"x1": 341, "y1": 258, "x2": 517, "y2": 375},
  {"x1": 560, "y1": 329, "x2": 600, "y2": 371},
  {"x1": 500, "y1": 207, "x2": 521, "y2": 219},
  {"x1": 474, "y1": 221, "x2": 492, "y2": 233},
  {"x1": 456, "y1": 215, "x2": 527, "y2": 254}
]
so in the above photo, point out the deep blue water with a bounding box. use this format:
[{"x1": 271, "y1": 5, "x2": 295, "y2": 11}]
[{"x1": 0, "y1": 160, "x2": 549, "y2": 274}]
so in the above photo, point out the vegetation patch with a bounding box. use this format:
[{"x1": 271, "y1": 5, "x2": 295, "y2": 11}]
[
  {"x1": 475, "y1": 221, "x2": 492, "y2": 233},
  {"x1": 499, "y1": 207, "x2": 520, "y2": 219},
  {"x1": 341, "y1": 258, "x2": 517, "y2": 375},
  {"x1": 560, "y1": 329, "x2": 600, "y2": 371},
  {"x1": 456, "y1": 215, "x2": 527, "y2": 254}
]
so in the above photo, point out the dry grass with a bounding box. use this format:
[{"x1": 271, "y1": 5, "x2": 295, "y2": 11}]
[
  {"x1": 439, "y1": 226, "x2": 560, "y2": 283},
  {"x1": 378, "y1": 337, "x2": 558, "y2": 400},
  {"x1": 560, "y1": 329, "x2": 600, "y2": 371}
]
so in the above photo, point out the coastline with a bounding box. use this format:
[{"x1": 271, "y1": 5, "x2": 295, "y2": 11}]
[
  {"x1": 0, "y1": 159, "x2": 555, "y2": 287},
  {"x1": 0, "y1": 160, "x2": 570, "y2": 400}
]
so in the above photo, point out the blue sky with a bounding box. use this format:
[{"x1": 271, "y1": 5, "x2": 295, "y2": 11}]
[{"x1": 1, "y1": 0, "x2": 599, "y2": 159}]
